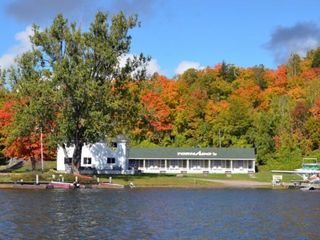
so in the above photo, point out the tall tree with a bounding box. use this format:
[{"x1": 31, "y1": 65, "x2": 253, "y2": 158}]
[
  {"x1": 10, "y1": 12, "x2": 148, "y2": 170},
  {"x1": 287, "y1": 53, "x2": 301, "y2": 77},
  {"x1": 311, "y1": 48, "x2": 320, "y2": 68},
  {"x1": 252, "y1": 64, "x2": 267, "y2": 90}
]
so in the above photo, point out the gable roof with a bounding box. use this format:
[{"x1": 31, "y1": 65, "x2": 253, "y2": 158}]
[{"x1": 129, "y1": 147, "x2": 255, "y2": 160}]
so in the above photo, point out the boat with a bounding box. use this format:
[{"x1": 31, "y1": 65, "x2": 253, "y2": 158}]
[
  {"x1": 272, "y1": 158, "x2": 320, "y2": 181},
  {"x1": 300, "y1": 179, "x2": 320, "y2": 191},
  {"x1": 47, "y1": 181, "x2": 81, "y2": 189},
  {"x1": 272, "y1": 158, "x2": 320, "y2": 189}
]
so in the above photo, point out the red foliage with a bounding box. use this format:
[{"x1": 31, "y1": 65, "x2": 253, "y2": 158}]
[
  {"x1": 0, "y1": 99, "x2": 54, "y2": 161},
  {"x1": 0, "y1": 100, "x2": 15, "y2": 128},
  {"x1": 4, "y1": 134, "x2": 52, "y2": 161}
]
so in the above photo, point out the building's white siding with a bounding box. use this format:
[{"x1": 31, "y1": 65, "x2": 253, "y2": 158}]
[
  {"x1": 57, "y1": 143, "x2": 120, "y2": 172},
  {"x1": 129, "y1": 159, "x2": 256, "y2": 174},
  {"x1": 57, "y1": 141, "x2": 255, "y2": 175},
  {"x1": 57, "y1": 146, "x2": 74, "y2": 171}
]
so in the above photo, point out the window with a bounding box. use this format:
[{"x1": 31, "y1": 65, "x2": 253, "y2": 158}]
[
  {"x1": 107, "y1": 158, "x2": 116, "y2": 164},
  {"x1": 83, "y1": 157, "x2": 92, "y2": 165},
  {"x1": 64, "y1": 158, "x2": 72, "y2": 164}
]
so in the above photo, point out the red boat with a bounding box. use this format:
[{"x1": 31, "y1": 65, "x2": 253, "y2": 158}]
[{"x1": 47, "y1": 181, "x2": 80, "y2": 189}]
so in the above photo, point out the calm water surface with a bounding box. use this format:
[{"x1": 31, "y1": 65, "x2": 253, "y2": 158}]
[{"x1": 0, "y1": 188, "x2": 319, "y2": 240}]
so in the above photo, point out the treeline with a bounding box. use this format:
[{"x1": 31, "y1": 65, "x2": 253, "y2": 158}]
[
  {"x1": 0, "y1": 12, "x2": 320, "y2": 170},
  {"x1": 130, "y1": 51, "x2": 320, "y2": 169}
]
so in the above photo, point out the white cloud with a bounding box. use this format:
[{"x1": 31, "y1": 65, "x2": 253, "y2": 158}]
[
  {"x1": 0, "y1": 25, "x2": 33, "y2": 69},
  {"x1": 174, "y1": 61, "x2": 204, "y2": 75},
  {"x1": 146, "y1": 58, "x2": 161, "y2": 75},
  {"x1": 119, "y1": 54, "x2": 162, "y2": 76}
]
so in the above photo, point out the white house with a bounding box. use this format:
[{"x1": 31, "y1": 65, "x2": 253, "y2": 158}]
[
  {"x1": 57, "y1": 136, "x2": 132, "y2": 174},
  {"x1": 57, "y1": 137, "x2": 256, "y2": 175}
]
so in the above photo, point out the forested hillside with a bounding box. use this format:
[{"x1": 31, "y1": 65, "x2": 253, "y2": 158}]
[
  {"x1": 130, "y1": 51, "x2": 320, "y2": 169},
  {"x1": 1, "y1": 13, "x2": 320, "y2": 170}
]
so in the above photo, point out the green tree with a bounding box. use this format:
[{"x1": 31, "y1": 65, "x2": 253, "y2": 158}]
[
  {"x1": 218, "y1": 61, "x2": 238, "y2": 83},
  {"x1": 10, "y1": 12, "x2": 148, "y2": 170},
  {"x1": 287, "y1": 53, "x2": 301, "y2": 77},
  {"x1": 311, "y1": 48, "x2": 320, "y2": 68},
  {"x1": 252, "y1": 64, "x2": 267, "y2": 90}
]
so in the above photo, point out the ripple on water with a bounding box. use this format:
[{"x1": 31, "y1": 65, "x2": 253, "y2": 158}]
[{"x1": 0, "y1": 189, "x2": 319, "y2": 239}]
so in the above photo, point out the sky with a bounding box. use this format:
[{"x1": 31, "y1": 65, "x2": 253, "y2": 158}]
[{"x1": 1, "y1": 0, "x2": 320, "y2": 77}]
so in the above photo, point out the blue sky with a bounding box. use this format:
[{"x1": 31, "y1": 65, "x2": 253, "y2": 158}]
[{"x1": 1, "y1": 0, "x2": 320, "y2": 77}]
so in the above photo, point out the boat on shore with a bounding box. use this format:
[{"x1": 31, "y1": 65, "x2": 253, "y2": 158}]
[
  {"x1": 300, "y1": 179, "x2": 320, "y2": 191},
  {"x1": 47, "y1": 181, "x2": 124, "y2": 189},
  {"x1": 272, "y1": 158, "x2": 320, "y2": 190},
  {"x1": 272, "y1": 158, "x2": 320, "y2": 181},
  {"x1": 47, "y1": 181, "x2": 81, "y2": 189}
]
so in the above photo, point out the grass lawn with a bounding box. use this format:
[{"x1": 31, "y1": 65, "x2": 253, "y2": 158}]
[
  {"x1": 109, "y1": 175, "x2": 224, "y2": 188},
  {"x1": 0, "y1": 160, "x2": 303, "y2": 187},
  {"x1": 103, "y1": 171, "x2": 302, "y2": 187},
  {"x1": 186, "y1": 172, "x2": 301, "y2": 182}
]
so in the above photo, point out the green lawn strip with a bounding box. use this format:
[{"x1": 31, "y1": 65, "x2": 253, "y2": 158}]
[
  {"x1": 0, "y1": 164, "x2": 303, "y2": 187},
  {"x1": 186, "y1": 172, "x2": 301, "y2": 182},
  {"x1": 109, "y1": 175, "x2": 223, "y2": 188}
]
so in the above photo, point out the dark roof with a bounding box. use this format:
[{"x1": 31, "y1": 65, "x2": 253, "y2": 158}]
[{"x1": 129, "y1": 147, "x2": 255, "y2": 160}]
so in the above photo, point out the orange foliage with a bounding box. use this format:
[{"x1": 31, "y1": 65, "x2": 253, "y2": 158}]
[
  {"x1": 205, "y1": 100, "x2": 229, "y2": 122},
  {"x1": 141, "y1": 91, "x2": 173, "y2": 132},
  {"x1": 288, "y1": 87, "x2": 305, "y2": 100},
  {"x1": 261, "y1": 86, "x2": 286, "y2": 100},
  {"x1": 301, "y1": 68, "x2": 320, "y2": 80},
  {"x1": 234, "y1": 84, "x2": 261, "y2": 107},
  {"x1": 274, "y1": 65, "x2": 288, "y2": 87},
  {"x1": 310, "y1": 97, "x2": 320, "y2": 120}
]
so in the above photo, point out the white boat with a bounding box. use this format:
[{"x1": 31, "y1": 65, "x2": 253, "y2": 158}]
[
  {"x1": 272, "y1": 158, "x2": 320, "y2": 181},
  {"x1": 300, "y1": 179, "x2": 320, "y2": 191}
]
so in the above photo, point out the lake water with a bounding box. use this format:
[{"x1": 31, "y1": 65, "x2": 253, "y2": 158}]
[{"x1": 0, "y1": 188, "x2": 319, "y2": 239}]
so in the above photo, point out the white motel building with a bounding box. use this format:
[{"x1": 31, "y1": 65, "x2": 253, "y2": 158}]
[{"x1": 57, "y1": 136, "x2": 256, "y2": 174}]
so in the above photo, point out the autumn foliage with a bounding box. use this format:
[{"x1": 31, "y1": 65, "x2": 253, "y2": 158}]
[
  {"x1": 2, "y1": 46, "x2": 320, "y2": 169},
  {"x1": 130, "y1": 50, "x2": 320, "y2": 168},
  {"x1": 0, "y1": 97, "x2": 54, "y2": 164}
]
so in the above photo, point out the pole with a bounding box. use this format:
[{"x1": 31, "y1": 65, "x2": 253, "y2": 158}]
[
  {"x1": 40, "y1": 127, "x2": 44, "y2": 172},
  {"x1": 218, "y1": 129, "x2": 221, "y2": 148}
]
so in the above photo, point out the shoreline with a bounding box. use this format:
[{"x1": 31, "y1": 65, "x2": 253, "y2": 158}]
[{"x1": 0, "y1": 179, "x2": 276, "y2": 190}]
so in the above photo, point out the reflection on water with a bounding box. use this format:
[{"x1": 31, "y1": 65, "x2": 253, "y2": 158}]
[{"x1": 0, "y1": 189, "x2": 319, "y2": 239}]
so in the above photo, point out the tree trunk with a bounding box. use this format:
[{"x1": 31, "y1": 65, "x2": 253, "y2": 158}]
[
  {"x1": 72, "y1": 141, "x2": 83, "y2": 173},
  {"x1": 31, "y1": 159, "x2": 36, "y2": 171}
]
